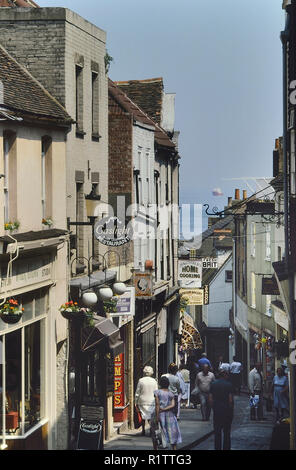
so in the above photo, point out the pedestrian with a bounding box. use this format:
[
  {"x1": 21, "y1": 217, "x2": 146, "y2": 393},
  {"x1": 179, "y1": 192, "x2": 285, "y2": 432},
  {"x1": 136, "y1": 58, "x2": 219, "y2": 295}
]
[
  {"x1": 152, "y1": 375, "x2": 182, "y2": 450},
  {"x1": 248, "y1": 363, "x2": 264, "y2": 420},
  {"x1": 229, "y1": 355, "x2": 242, "y2": 394},
  {"x1": 135, "y1": 365, "x2": 158, "y2": 436},
  {"x1": 209, "y1": 369, "x2": 234, "y2": 450},
  {"x1": 217, "y1": 356, "x2": 230, "y2": 374},
  {"x1": 162, "y1": 363, "x2": 182, "y2": 417},
  {"x1": 177, "y1": 362, "x2": 190, "y2": 408},
  {"x1": 197, "y1": 352, "x2": 213, "y2": 371},
  {"x1": 271, "y1": 367, "x2": 289, "y2": 423},
  {"x1": 188, "y1": 353, "x2": 199, "y2": 407},
  {"x1": 195, "y1": 364, "x2": 215, "y2": 421}
]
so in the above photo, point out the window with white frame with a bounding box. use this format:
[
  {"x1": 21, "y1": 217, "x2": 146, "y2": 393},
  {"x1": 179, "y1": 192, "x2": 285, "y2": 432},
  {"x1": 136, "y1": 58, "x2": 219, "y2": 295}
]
[
  {"x1": 0, "y1": 288, "x2": 48, "y2": 441},
  {"x1": 3, "y1": 137, "x2": 9, "y2": 223}
]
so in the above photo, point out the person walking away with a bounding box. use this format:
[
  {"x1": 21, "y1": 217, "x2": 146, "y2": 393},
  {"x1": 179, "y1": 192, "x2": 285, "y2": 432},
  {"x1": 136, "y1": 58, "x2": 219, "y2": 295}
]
[
  {"x1": 188, "y1": 354, "x2": 199, "y2": 408},
  {"x1": 218, "y1": 356, "x2": 230, "y2": 374},
  {"x1": 271, "y1": 367, "x2": 289, "y2": 423},
  {"x1": 229, "y1": 356, "x2": 242, "y2": 395},
  {"x1": 135, "y1": 366, "x2": 158, "y2": 436},
  {"x1": 195, "y1": 364, "x2": 215, "y2": 421},
  {"x1": 209, "y1": 369, "x2": 234, "y2": 450},
  {"x1": 162, "y1": 363, "x2": 182, "y2": 417},
  {"x1": 178, "y1": 362, "x2": 190, "y2": 408},
  {"x1": 151, "y1": 376, "x2": 182, "y2": 450},
  {"x1": 248, "y1": 363, "x2": 264, "y2": 420},
  {"x1": 198, "y1": 352, "x2": 213, "y2": 371}
]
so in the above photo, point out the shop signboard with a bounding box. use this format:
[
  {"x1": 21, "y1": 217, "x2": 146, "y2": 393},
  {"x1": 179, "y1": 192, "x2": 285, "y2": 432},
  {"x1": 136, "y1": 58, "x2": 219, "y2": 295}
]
[
  {"x1": 114, "y1": 353, "x2": 125, "y2": 408},
  {"x1": 76, "y1": 405, "x2": 104, "y2": 450},
  {"x1": 180, "y1": 288, "x2": 208, "y2": 306},
  {"x1": 109, "y1": 287, "x2": 135, "y2": 327},
  {"x1": 262, "y1": 277, "x2": 280, "y2": 295},
  {"x1": 202, "y1": 257, "x2": 218, "y2": 269},
  {"x1": 0, "y1": 256, "x2": 52, "y2": 293},
  {"x1": 178, "y1": 260, "x2": 202, "y2": 288},
  {"x1": 94, "y1": 216, "x2": 132, "y2": 246},
  {"x1": 134, "y1": 271, "x2": 152, "y2": 297}
]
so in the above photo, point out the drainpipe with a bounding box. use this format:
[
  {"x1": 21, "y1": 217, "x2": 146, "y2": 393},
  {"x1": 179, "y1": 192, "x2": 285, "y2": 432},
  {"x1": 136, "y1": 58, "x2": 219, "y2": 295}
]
[{"x1": 281, "y1": 6, "x2": 296, "y2": 449}]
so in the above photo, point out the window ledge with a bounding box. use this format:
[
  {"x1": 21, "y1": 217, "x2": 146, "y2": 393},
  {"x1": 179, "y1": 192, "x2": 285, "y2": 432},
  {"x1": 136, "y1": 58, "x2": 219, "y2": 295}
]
[
  {"x1": 76, "y1": 129, "x2": 86, "y2": 139},
  {"x1": 92, "y1": 133, "x2": 101, "y2": 142}
]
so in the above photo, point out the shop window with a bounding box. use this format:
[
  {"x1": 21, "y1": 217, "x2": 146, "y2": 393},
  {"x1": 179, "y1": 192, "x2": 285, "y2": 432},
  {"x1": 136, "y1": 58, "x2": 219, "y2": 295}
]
[
  {"x1": 21, "y1": 292, "x2": 34, "y2": 322},
  {"x1": 141, "y1": 326, "x2": 156, "y2": 372},
  {"x1": 0, "y1": 320, "x2": 46, "y2": 440},
  {"x1": 35, "y1": 288, "x2": 48, "y2": 317}
]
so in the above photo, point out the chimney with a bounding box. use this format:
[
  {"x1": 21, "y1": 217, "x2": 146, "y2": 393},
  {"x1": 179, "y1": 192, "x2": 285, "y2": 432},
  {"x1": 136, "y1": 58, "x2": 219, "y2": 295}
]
[
  {"x1": 243, "y1": 190, "x2": 247, "y2": 200},
  {"x1": 234, "y1": 189, "x2": 240, "y2": 200},
  {"x1": 228, "y1": 197, "x2": 232, "y2": 207}
]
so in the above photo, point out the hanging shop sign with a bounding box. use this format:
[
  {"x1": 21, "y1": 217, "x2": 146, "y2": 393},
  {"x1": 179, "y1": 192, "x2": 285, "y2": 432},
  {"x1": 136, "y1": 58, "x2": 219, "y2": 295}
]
[
  {"x1": 114, "y1": 353, "x2": 125, "y2": 408},
  {"x1": 94, "y1": 216, "x2": 132, "y2": 247},
  {"x1": 262, "y1": 277, "x2": 280, "y2": 295},
  {"x1": 134, "y1": 271, "x2": 152, "y2": 297},
  {"x1": 178, "y1": 260, "x2": 202, "y2": 288},
  {"x1": 109, "y1": 287, "x2": 135, "y2": 327},
  {"x1": 180, "y1": 288, "x2": 208, "y2": 306},
  {"x1": 202, "y1": 257, "x2": 218, "y2": 269}
]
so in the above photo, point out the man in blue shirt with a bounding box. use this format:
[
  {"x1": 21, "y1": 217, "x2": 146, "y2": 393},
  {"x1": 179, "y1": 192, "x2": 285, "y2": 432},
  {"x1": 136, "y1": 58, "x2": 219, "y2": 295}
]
[{"x1": 198, "y1": 353, "x2": 212, "y2": 371}]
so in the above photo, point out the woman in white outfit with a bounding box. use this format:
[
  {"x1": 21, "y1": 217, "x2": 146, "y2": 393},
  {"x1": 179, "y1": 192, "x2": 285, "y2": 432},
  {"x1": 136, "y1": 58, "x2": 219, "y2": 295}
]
[{"x1": 135, "y1": 366, "x2": 158, "y2": 436}]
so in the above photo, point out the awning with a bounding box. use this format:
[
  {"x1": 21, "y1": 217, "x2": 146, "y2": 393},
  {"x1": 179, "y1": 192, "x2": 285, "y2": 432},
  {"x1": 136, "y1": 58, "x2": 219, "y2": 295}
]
[
  {"x1": 81, "y1": 315, "x2": 124, "y2": 357},
  {"x1": 181, "y1": 312, "x2": 203, "y2": 350}
]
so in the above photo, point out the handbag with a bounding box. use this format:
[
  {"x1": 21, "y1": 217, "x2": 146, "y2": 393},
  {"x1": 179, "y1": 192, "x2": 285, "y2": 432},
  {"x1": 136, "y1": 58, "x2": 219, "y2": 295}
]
[{"x1": 134, "y1": 407, "x2": 143, "y2": 429}]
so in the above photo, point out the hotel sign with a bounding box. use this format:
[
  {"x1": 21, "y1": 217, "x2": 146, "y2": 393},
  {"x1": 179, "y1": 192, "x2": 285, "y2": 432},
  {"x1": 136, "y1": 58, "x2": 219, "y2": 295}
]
[{"x1": 178, "y1": 260, "x2": 202, "y2": 288}]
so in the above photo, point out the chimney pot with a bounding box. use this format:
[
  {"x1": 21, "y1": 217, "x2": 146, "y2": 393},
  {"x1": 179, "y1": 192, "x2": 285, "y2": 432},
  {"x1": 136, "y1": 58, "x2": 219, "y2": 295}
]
[
  {"x1": 243, "y1": 190, "x2": 247, "y2": 200},
  {"x1": 235, "y1": 189, "x2": 240, "y2": 200},
  {"x1": 228, "y1": 197, "x2": 232, "y2": 207}
]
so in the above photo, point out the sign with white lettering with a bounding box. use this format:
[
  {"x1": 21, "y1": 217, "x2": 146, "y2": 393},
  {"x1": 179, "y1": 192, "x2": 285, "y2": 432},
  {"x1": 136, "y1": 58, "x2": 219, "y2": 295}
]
[
  {"x1": 178, "y1": 260, "x2": 202, "y2": 288},
  {"x1": 0, "y1": 256, "x2": 52, "y2": 293},
  {"x1": 180, "y1": 288, "x2": 208, "y2": 306}
]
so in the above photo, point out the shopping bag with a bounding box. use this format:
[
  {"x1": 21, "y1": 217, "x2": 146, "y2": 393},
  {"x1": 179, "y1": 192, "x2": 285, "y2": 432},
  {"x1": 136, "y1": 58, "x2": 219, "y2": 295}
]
[
  {"x1": 134, "y1": 407, "x2": 143, "y2": 429},
  {"x1": 249, "y1": 395, "x2": 259, "y2": 408}
]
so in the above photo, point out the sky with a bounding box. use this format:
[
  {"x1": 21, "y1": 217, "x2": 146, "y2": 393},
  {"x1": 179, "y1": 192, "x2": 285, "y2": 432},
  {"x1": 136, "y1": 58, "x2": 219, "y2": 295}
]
[{"x1": 38, "y1": 0, "x2": 285, "y2": 230}]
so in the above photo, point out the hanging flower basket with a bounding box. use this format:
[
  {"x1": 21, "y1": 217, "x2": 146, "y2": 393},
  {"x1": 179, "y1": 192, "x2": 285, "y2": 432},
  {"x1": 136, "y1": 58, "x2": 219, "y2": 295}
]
[
  {"x1": 59, "y1": 301, "x2": 89, "y2": 321},
  {"x1": 0, "y1": 299, "x2": 23, "y2": 324}
]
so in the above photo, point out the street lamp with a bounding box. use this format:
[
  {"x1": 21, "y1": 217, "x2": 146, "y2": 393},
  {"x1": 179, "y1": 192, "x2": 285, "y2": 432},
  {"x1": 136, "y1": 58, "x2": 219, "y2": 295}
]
[{"x1": 97, "y1": 250, "x2": 127, "y2": 301}]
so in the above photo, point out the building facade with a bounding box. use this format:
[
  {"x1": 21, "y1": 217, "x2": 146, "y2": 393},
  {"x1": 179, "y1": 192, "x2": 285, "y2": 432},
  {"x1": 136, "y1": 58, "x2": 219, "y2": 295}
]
[{"x1": 0, "y1": 45, "x2": 71, "y2": 450}]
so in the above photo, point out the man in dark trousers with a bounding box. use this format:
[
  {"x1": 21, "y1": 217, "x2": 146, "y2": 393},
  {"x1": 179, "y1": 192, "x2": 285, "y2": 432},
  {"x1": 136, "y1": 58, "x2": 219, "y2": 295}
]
[{"x1": 209, "y1": 369, "x2": 234, "y2": 450}]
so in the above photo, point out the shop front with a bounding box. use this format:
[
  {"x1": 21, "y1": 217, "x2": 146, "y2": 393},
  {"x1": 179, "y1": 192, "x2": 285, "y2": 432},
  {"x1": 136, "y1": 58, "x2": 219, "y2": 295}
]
[{"x1": 0, "y1": 231, "x2": 68, "y2": 450}]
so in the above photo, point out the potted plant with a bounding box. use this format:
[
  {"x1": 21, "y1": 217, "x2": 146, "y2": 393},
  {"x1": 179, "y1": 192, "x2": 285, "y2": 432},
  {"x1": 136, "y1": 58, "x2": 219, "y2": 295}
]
[
  {"x1": 59, "y1": 301, "x2": 87, "y2": 321},
  {"x1": 4, "y1": 221, "x2": 20, "y2": 232},
  {"x1": 42, "y1": 217, "x2": 53, "y2": 227},
  {"x1": 103, "y1": 297, "x2": 118, "y2": 315},
  {"x1": 0, "y1": 298, "x2": 24, "y2": 324}
]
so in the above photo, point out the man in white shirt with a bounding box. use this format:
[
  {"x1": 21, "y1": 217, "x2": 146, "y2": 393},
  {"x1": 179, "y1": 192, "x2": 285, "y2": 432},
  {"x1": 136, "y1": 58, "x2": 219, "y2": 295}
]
[
  {"x1": 248, "y1": 363, "x2": 264, "y2": 420},
  {"x1": 229, "y1": 356, "x2": 242, "y2": 395},
  {"x1": 195, "y1": 364, "x2": 215, "y2": 421}
]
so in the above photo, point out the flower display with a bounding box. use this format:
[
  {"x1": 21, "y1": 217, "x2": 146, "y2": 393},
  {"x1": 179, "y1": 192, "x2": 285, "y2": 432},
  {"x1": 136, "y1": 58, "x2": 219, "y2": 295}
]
[
  {"x1": 0, "y1": 298, "x2": 24, "y2": 324},
  {"x1": 42, "y1": 218, "x2": 53, "y2": 227},
  {"x1": 59, "y1": 301, "x2": 80, "y2": 313},
  {"x1": 103, "y1": 297, "x2": 118, "y2": 314},
  {"x1": 4, "y1": 221, "x2": 20, "y2": 231}
]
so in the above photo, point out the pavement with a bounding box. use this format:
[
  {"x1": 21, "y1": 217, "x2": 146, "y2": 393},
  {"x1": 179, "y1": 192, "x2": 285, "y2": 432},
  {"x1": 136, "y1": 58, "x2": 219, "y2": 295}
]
[{"x1": 104, "y1": 394, "x2": 277, "y2": 451}]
